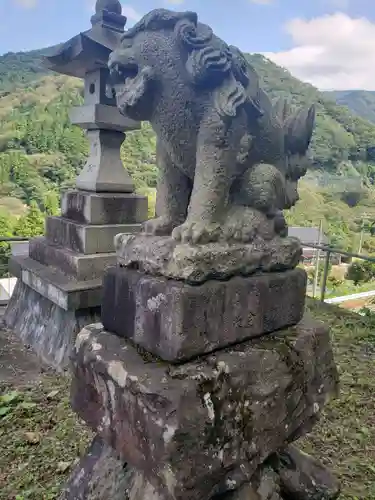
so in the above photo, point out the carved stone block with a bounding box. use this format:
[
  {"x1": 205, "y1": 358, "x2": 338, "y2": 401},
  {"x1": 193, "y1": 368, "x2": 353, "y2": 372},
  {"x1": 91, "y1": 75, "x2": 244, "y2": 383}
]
[
  {"x1": 61, "y1": 190, "x2": 148, "y2": 225},
  {"x1": 101, "y1": 266, "x2": 307, "y2": 361}
]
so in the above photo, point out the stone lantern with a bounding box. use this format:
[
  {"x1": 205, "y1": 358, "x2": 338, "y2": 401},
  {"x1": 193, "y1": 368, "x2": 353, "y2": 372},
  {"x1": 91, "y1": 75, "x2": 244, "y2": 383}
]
[
  {"x1": 4, "y1": 0, "x2": 148, "y2": 371},
  {"x1": 45, "y1": 0, "x2": 136, "y2": 193}
]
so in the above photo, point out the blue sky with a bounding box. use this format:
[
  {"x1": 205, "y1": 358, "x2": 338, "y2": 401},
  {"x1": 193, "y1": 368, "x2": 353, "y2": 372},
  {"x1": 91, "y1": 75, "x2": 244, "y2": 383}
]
[{"x1": 1, "y1": 0, "x2": 375, "y2": 89}]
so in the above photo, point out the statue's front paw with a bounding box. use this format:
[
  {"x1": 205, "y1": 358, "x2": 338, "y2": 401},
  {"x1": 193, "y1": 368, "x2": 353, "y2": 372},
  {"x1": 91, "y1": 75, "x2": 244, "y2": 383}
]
[
  {"x1": 172, "y1": 220, "x2": 222, "y2": 244},
  {"x1": 143, "y1": 216, "x2": 177, "y2": 236}
]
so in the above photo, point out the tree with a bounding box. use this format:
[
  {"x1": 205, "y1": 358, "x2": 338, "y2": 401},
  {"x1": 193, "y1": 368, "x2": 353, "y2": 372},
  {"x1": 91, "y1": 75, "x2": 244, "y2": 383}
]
[
  {"x1": 44, "y1": 192, "x2": 60, "y2": 216},
  {"x1": 346, "y1": 260, "x2": 375, "y2": 285},
  {"x1": 14, "y1": 202, "x2": 45, "y2": 238},
  {"x1": 0, "y1": 213, "x2": 14, "y2": 277}
]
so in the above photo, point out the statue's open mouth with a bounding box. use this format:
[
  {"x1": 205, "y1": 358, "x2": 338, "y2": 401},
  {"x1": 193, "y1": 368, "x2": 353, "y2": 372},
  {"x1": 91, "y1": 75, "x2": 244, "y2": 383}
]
[{"x1": 109, "y1": 57, "x2": 144, "y2": 109}]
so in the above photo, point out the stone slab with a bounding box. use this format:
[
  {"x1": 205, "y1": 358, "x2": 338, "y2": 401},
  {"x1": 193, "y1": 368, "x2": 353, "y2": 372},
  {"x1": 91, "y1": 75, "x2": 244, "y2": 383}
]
[
  {"x1": 46, "y1": 216, "x2": 140, "y2": 254},
  {"x1": 9, "y1": 256, "x2": 102, "y2": 310},
  {"x1": 71, "y1": 315, "x2": 339, "y2": 500},
  {"x1": 70, "y1": 103, "x2": 139, "y2": 132},
  {"x1": 101, "y1": 266, "x2": 307, "y2": 362},
  {"x1": 4, "y1": 280, "x2": 100, "y2": 371},
  {"x1": 115, "y1": 234, "x2": 302, "y2": 284},
  {"x1": 61, "y1": 190, "x2": 148, "y2": 225},
  {"x1": 29, "y1": 237, "x2": 116, "y2": 281}
]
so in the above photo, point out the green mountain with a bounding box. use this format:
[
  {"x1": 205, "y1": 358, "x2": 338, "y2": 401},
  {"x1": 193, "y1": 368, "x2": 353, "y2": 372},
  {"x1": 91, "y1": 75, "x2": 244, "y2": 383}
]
[
  {"x1": 0, "y1": 48, "x2": 50, "y2": 92},
  {"x1": 1, "y1": 49, "x2": 375, "y2": 253},
  {"x1": 325, "y1": 90, "x2": 375, "y2": 125}
]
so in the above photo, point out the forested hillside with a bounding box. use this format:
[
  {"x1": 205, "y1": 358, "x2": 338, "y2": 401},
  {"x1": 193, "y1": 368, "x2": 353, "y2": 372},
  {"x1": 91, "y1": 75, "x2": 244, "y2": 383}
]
[
  {"x1": 1, "y1": 49, "x2": 375, "y2": 256},
  {"x1": 325, "y1": 90, "x2": 375, "y2": 125},
  {"x1": 0, "y1": 49, "x2": 49, "y2": 92}
]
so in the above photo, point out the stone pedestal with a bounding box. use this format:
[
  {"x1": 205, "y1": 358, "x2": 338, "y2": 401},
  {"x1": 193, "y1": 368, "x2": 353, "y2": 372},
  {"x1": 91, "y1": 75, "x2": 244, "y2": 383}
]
[
  {"x1": 101, "y1": 266, "x2": 307, "y2": 362},
  {"x1": 63, "y1": 225, "x2": 340, "y2": 499},
  {"x1": 69, "y1": 314, "x2": 340, "y2": 500},
  {"x1": 4, "y1": 191, "x2": 147, "y2": 370}
]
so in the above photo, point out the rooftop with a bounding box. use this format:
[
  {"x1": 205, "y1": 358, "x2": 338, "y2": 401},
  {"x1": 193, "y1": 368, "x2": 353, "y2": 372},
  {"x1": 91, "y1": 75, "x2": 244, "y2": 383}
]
[{"x1": 288, "y1": 226, "x2": 329, "y2": 245}]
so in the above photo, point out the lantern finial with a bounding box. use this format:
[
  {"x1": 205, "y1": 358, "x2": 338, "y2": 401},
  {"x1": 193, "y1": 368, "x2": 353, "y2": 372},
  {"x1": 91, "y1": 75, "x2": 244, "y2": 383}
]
[{"x1": 95, "y1": 0, "x2": 122, "y2": 15}]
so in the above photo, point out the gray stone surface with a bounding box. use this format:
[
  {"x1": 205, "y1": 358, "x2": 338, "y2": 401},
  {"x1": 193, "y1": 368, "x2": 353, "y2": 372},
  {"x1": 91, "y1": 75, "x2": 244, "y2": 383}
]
[
  {"x1": 109, "y1": 8, "x2": 315, "y2": 247},
  {"x1": 4, "y1": 280, "x2": 100, "y2": 371},
  {"x1": 70, "y1": 103, "x2": 138, "y2": 132},
  {"x1": 58, "y1": 436, "x2": 130, "y2": 500},
  {"x1": 226, "y1": 467, "x2": 282, "y2": 500},
  {"x1": 102, "y1": 266, "x2": 306, "y2": 361},
  {"x1": 46, "y1": 216, "x2": 140, "y2": 254},
  {"x1": 271, "y1": 445, "x2": 341, "y2": 500},
  {"x1": 71, "y1": 315, "x2": 339, "y2": 499},
  {"x1": 9, "y1": 256, "x2": 102, "y2": 310},
  {"x1": 61, "y1": 190, "x2": 148, "y2": 225},
  {"x1": 0, "y1": 305, "x2": 51, "y2": 386},
  {"x1": 59, "y1": 435, "x2": 169, "y2": 500},
  {"x1": 29, "y1": 237, "x2": 116, "y2": 281},
  {"x1": 75, "y1": 129, "x2": 134, "y2": 193},
  {"x1": 58, "y1": 437, "x2": 339, "y2": 499},
  {"x1": 115, "y1": 233, "x2": 302, "y2": 284}
]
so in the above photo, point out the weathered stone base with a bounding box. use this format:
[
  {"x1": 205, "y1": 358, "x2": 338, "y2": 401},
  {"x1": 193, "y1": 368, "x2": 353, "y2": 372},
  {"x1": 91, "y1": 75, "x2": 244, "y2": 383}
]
[
  {"x1": 115, "y1": 233, "x2": 302, "y2": 284},
  {"x1": 102, "y1": 266, "x2": 307, "y2": 362},
  {"x1": 58, "y1": 436, "x2": 131, "y2": 500},
  {"x1": 6, "y1": 190, "x2": 147, "y2": 370},
  {"x1": 4, "y1": 280, "x2": 100, "y2": 371},
  {"x1": 71, "y1": 315, "x2": 339, "y2": 499},
  {"x1": 59, "y1": 439, "x2": 339, "y2": 500}
]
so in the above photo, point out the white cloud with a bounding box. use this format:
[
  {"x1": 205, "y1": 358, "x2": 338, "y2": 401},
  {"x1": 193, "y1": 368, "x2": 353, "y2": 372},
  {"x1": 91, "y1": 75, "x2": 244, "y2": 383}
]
[
  {"x1": 264, "y1": 13, "x2": 375, "y2": 90},
  {"x1": 15, "y1": 0, "x2": 37, "y2": 7},
  {"x1": 121, "y1": 4, "x2": 142, "y2": 22}
]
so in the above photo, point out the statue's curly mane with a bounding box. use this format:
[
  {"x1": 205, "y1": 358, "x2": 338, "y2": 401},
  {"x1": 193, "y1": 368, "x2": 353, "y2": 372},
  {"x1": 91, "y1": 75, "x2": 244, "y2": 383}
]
[
  {"x1": 120, "y1": 9, "x2": 262, "y2": 119},
  {"x1": 121, "y1": 9, "x2": 198, "y2": 40}
]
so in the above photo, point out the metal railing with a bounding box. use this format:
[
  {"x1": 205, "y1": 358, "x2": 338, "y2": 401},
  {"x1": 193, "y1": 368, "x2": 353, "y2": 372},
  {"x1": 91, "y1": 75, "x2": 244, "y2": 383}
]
[
  {"x1": 303, "y1": 243, "x2": 375, "y2": 303},
  {"x1": 0, "y1": 237, "x2": 29, "y2": 304},
  {"x1": 0, "y1": 237, "x2": 29, "y2": 242},
  {"x1": 0, "y1": 236, "x2": 29, "y2": 275}
]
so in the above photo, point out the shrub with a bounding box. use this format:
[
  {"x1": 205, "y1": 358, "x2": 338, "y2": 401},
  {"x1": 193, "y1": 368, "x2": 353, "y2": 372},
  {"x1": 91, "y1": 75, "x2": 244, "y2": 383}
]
[{"x1": 346, "y1": 260, "x2": 375, "y2": 285}]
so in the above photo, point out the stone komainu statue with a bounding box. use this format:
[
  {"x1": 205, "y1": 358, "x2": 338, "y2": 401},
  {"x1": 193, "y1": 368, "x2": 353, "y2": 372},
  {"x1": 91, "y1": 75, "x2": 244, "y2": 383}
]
[{"x1": 109, "y1": 8, "x2": 315, "y2": 244}]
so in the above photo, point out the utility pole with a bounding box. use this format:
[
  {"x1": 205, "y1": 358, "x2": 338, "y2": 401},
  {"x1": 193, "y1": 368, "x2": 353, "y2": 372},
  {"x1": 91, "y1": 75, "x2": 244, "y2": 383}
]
[
  {"x1": 313, "y1": 220, "x2": 323, "y2": 298},
  {"x1": 358, "y1": 218, "x2": 365, "y2": 254}
]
